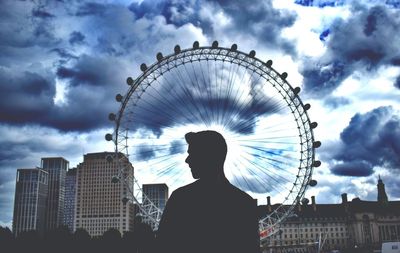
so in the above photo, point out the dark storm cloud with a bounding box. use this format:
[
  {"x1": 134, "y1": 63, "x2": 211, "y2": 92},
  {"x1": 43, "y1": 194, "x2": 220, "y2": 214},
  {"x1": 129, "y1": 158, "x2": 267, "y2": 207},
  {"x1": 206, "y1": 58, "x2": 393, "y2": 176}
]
[
  {"x1": 330, "y1": 106, "x2": 400, "y2": 176},
  {"x1": 129, "y1": 0, "x2": 297, "y2": 54},
  {"x1": 0, "y1": 68, "x2": 55, "y2": 123},
  {"x1": 215, "y1": 0, "x2": 297, "y2": 54},
  {"x1": 0, "y1": 1, "x2": 60, "y2": 49},
  {"x1": 49, "y1": 55, "x2": 126, "y2": 131},
  {"x1": 0, "y1": 0, "x2": 206, "y2": 132},
  {"x1": 56, "y1": 55, "x2": 116, "y2": 87},
  {"x1": 32, "y1": 9, "x2": 55, "y2": 19},
  {"x1": 331, "y1": 161, "x2": 374, "y2": 176},
  {"x1": 169, "y1": 140, "x2": 185, "y2": 155},
  {"x1": 136, "y1": 144, "x2": 156, "y2": 161},
  {"x1": 319, "y1": 29, "x2": 330, "y2": 41},
  {"x1": 74, "y1": 2, "x2": 108, "y2": 16},
  {"x1": 69, "y1": 31, "x2": 85, "y2": 45},
  {"x1": 0, "y1": 54, "x2": 124, "y2": 131},
  {"x1": 301, "y1": 3, "x2": 400, "y2": 96},
  {"x1": 50, "y1": 48, "x2": 77, "y2": 60}
]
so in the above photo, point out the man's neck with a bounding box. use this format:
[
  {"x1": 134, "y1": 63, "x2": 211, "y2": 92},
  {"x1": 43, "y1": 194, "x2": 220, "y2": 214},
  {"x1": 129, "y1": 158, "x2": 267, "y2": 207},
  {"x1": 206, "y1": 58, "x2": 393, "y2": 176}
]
[{"x1": 200, "y1": 172, "x2": 228, "y2": 184}]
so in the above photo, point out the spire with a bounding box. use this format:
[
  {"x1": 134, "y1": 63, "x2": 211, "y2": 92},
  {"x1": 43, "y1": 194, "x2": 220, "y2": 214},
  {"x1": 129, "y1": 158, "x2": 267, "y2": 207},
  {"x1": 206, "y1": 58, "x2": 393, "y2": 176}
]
[{"x1": 377, "y1": 176, "x2": 388, "y2": 204}]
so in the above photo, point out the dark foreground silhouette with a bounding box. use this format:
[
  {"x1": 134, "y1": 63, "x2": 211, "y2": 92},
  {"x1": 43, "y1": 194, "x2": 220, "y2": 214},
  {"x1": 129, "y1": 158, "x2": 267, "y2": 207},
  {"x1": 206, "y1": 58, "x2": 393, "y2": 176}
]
[
  {"x1": 157, "y1": 130, "x2": 260, "y2": 253},
  {"x1": 0, "y1": 223, "x2": 155, "y2": 253}
]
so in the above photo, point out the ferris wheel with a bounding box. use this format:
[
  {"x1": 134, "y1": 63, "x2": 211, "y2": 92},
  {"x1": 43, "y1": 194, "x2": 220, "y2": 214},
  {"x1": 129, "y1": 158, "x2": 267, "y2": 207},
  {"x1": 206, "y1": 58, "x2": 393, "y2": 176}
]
[{"x1": 105, "y1": 41, "x2": 321, "y2": 240}]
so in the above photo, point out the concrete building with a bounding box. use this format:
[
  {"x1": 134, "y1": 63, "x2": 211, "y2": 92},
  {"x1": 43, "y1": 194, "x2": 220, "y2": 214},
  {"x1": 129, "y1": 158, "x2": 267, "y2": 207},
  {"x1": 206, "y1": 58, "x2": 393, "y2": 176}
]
[
  {"x1": 63, "y1": 167, "x2": 77, "y2": 232},
  {"x1": 41, "y1": 157, "x2": 69, "y2": 231},
  {"x1": 74, "y1": 152, "x2": 135, "y2": 237},
  {"x1": 142, "y1": 183, "x2": 169, "y2": 211},
  {"x1": 260, "y1": 177, "x2": 400, "y2": 253},
  {"x1": 12, "y1": 168, "x2": 49, "y2": 237}
]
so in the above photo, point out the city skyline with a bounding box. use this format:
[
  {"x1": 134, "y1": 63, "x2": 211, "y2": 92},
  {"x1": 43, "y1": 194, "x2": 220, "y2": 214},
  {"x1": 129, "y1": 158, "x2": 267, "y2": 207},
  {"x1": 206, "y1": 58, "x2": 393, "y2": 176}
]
[{"x1": 1, "y1": 0, "x2": 400, "y2": 229}]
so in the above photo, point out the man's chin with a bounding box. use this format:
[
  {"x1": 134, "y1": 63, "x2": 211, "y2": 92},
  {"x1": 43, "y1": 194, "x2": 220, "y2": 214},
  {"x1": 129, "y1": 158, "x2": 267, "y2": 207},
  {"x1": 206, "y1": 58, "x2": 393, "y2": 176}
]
[{"x1": 191, "y1": 170, "x2": 200, "y2": 179}]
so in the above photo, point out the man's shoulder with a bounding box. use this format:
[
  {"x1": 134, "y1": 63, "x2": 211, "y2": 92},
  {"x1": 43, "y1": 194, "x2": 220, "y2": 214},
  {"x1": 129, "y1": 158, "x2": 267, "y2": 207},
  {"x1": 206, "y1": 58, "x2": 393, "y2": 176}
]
[
  {"x1": 227, "y1": 183, "x2": 255, "y2": 204},
  {"x1": 170, "y1": 181, "x2": 199, "y2": 197}
]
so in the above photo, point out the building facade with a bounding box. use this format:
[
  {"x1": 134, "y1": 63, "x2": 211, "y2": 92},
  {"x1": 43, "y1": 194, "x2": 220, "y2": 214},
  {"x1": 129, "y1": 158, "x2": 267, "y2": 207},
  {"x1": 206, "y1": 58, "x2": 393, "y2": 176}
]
[
  {"x1": 12, "y1": 168, "x2": 49, "y2": 236},
  {"x1": 74, "y1": 152, "x2": 135, "y2": 236},
  {"x1": 260, "y1": 177, "x2": 400, "y2": 253},
  {"x1": 63, "y1": 167, "x2": 77, "y2": 232},
  {"x1": 142, "y1": 183, "x2": 169, "y2": 211},
  {"x1": 41, "y1": 157, "x2": 69, "y2": 231}
]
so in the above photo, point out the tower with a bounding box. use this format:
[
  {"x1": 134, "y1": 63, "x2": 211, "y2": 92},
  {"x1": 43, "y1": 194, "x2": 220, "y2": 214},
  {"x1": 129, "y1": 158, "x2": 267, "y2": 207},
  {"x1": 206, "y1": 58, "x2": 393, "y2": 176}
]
[
  {"x1": 12, "y1": 168, "x2": 49, "y2": 236},
  {"x1": 41, "y1": 157, "x2": 69, "y2": 231},
  {"x1": 63, "y1": 167, "x2": 77, "y2": 232},
  {"x1": 377, "y1": 175, "x2": 388, "y2": 204}
]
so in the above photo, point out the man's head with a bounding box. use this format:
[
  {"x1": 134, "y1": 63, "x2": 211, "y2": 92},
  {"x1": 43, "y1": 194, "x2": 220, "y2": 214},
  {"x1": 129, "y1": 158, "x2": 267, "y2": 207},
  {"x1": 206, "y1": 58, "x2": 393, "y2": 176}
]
[{"x1": 184, "y1": 130, "x2": 227, "y2": 179}]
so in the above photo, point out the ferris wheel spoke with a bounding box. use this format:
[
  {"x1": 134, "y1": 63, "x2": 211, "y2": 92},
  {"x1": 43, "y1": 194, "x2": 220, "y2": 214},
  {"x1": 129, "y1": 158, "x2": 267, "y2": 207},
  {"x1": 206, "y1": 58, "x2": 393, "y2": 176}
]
[
  {"x1": 239, "y1": 152, "x2": 294, "y2": 187},
  {"x1": 239, "y1": 147, "x2": 296, "y2": 182},
  {"x1": 146, "y1": 81, "x2": 198, "y2": 125},
  {"x1": 240, "y1": 144, "x2": 298, "y2": 162},
  {"x1": 155, "y1": 161, "x2": 181, "y2": 178},
  {"x1": 174, "y1": 62, "x2": 211, "y2": 127},
  {"x1": 189, "y1": 62, "x2": 215, "y2": 125},
  {"x1": 218, "y1": 62, "x2": 254, "y2": 131},
  {"x1": 235, "y1": 152, "x2": 291, "y2": 194},
  {"x1": 155, "y1": 74, "x2": 205, "y2": 126},
  {"x1": 220, "y1": 62, "x2": 237, "y2": 126},
  {"x1": 230, "y1": 155, "x2": 260, "y2": 193},
  {"x1": 181, "y1": 62, "x2": 213, "y2": 126}
]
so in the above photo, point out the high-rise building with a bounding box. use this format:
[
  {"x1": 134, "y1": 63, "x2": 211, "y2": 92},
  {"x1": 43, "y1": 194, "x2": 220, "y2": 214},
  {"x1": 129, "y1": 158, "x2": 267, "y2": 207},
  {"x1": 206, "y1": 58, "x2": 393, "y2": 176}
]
[
  {"x1": 12, "y1": 168, "x2": 49, "y2": 237},
  {"x1": 142, "y1": 183, "x2": 169, "y2": 211},
  {"x1": 41, "y1": 157, "x2": 69, "y2": 231},
  {"x1": 74, "y1": 152, "x2": 135, "y2": 236},
  {"x1": 63, "y1": 167, "x2": 77, "y2": 232}
]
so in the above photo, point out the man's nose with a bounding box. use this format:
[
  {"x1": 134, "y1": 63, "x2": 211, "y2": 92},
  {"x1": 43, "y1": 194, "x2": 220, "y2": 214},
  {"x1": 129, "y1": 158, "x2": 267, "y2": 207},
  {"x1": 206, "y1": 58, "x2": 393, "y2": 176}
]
[{"x1": 185, "y1": 156, "x2": 189, "y2": 164}]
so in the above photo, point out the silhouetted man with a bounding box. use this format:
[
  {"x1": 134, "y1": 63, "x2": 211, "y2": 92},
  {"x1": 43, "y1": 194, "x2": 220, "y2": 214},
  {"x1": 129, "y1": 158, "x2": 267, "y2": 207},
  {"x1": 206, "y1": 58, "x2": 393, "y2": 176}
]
[{"x1": 157, "y1": 130, "x2": 260, "y2": 253}]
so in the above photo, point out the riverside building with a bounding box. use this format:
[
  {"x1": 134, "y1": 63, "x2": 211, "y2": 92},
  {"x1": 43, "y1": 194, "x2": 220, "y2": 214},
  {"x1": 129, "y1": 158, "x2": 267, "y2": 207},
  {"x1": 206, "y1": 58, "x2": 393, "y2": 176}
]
[
  {"x1": 74, "y1": 152, "x2": 135, "y2": 236},
  {"x1": 260, "y1": 177, "x2": 400, "y2": 253}
]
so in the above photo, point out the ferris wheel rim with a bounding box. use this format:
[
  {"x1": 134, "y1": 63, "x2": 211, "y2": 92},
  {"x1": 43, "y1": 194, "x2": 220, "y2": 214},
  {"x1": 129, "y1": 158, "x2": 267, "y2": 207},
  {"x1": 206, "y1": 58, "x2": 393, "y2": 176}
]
[{"x1": 109, "y1": 41, "x2": 319, "y2": 237}]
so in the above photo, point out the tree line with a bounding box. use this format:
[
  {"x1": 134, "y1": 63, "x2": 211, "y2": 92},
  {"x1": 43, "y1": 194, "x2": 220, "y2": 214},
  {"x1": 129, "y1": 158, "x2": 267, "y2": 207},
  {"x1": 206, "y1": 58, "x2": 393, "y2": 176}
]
[{"x1": 0, "y1": 223, "x2": 155, "y2": 253}]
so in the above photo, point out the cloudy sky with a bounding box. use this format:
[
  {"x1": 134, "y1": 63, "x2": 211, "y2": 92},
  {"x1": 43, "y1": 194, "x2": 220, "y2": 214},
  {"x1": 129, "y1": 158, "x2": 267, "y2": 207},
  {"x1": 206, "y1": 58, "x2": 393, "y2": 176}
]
[{"x1": 1, "y1": 0, "x2": 400, "y2": 228}]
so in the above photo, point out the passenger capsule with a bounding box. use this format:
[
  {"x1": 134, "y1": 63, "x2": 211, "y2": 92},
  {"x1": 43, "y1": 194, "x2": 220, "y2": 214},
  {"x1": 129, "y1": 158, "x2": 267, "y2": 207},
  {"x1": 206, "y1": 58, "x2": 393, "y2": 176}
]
[
  {"x1": 105, "y1": 133, "x2": 113, "y2": 141},
  {"x1": 126, "y1": 77, "x2": 134, "y2": 85},
  {"x1": 249, "y1": 50, "x2": 256, "y2": 58},
  {"x1": 313, "y1": 141, "x2": 321, "y2": 148},
  {"x1": 140, "y1": 63, "x2": 147, "y2": 72},
  {"x1": 310, "y1": 122, "x2": 318, "y2": 129},
  {"x1": 174, "y1": 45, "x2": 181, "y2": 54},
  {"x1": 115, "y1": 94, "x2": 123, "y2": 102},
  {"x1": 156, "y1": 52, "x2": 163, "y2": 62},
  {"x1": 108, "y1": 113, "x2": 116, "y2": 121},
  {"x1": 313, "y1": 160, "x2": 321, "y2": 167},
  {"x1": 309, "y1": 179, "x2": 318, "y2": 186}
]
